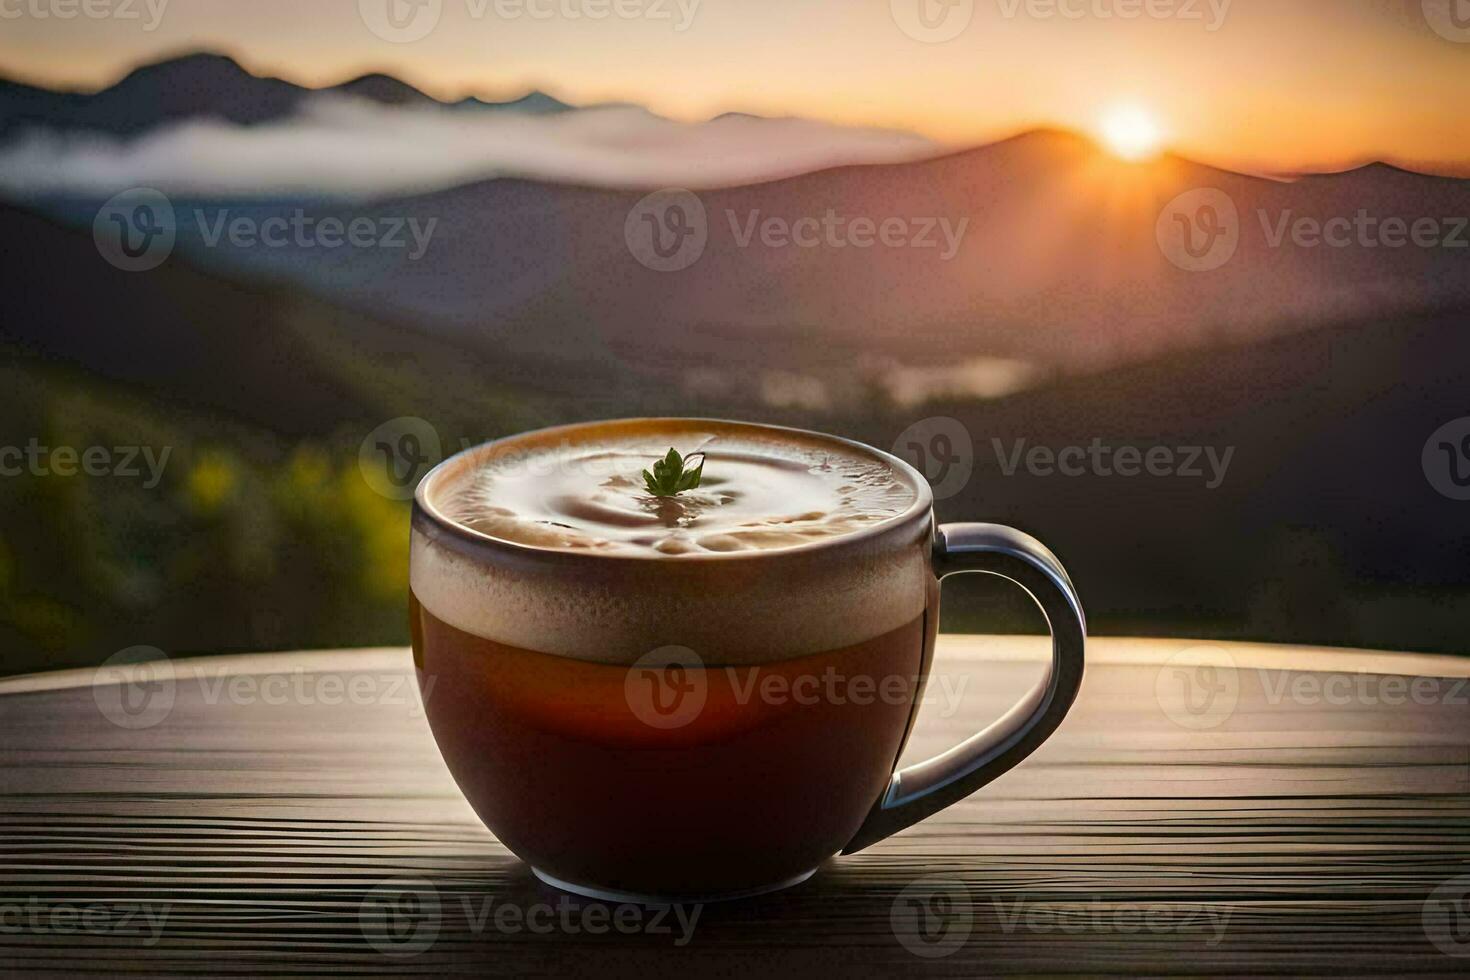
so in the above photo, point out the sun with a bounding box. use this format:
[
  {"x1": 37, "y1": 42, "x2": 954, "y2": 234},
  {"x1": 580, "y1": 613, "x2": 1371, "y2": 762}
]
[{"x1": 1097, "y1": 105, "x2": 1165, "y2": 162}]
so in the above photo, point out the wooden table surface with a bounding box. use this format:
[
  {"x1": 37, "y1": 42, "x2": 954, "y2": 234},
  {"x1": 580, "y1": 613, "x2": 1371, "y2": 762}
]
[{"x1": 2, "y1": 637, "x2": 1468, "y2": 977}]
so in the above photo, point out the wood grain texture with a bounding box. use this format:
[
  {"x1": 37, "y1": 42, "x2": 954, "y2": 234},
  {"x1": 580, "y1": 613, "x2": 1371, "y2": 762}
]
[{"x1": 1, "y1": 637, "x2": 1468, "y2": 977}]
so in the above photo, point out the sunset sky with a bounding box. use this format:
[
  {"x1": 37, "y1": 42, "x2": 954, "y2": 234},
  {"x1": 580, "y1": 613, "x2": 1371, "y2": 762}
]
[{"x1": 1, "y1": 0, "x2": 1467, "y2": 174}]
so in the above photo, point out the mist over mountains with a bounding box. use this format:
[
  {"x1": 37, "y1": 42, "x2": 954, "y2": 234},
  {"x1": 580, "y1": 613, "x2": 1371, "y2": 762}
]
[
  {"x1": 0, "y1": 53, "x2": 939, "y2": 197},
  {"x1": 3, "y1": 54, "x2": 1464, "y2": 397},
  {"x1": 0, "y1": 52, "x2": 573, "y2": 136},
  {"x1": 15, "y1": 140, "x2": 1467, "y2": 402}
]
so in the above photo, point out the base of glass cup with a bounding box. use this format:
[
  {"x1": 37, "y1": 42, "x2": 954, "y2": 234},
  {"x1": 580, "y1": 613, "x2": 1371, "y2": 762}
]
[{"x1": 531, "y1": 866, "x2": 819, "y2": 905}]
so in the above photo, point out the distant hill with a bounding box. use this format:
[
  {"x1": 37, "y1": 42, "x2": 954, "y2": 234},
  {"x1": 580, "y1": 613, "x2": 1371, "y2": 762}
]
[
  {"x1": 2, "y1": 203, "x2": 1468, "y2": 660},
  {"x1": 0, "y1": 52, "x2": 571, "y2": 137},
  {"x1": 877, "y1": 303, "x2": 1470, "y2": 653},
  {"x1": 39, "y1": 129, "x2": 1460, "y2": 384},
  {"x1": 12, "y1": 53, "x2": 1462, "y2": 388},
  {"x1": 0, "y1": 202, "x2": 628, "y2": 437}
]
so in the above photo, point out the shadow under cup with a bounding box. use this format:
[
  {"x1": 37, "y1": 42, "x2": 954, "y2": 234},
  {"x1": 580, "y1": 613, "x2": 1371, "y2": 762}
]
[{"x1": 408, "y1": 419, "x2": 939, "y2": 900}]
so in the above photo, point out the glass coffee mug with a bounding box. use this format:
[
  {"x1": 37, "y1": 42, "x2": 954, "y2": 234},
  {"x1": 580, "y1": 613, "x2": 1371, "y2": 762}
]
[{"x1": 410, "y1": 419, "x2": 1085, "y2": 902}]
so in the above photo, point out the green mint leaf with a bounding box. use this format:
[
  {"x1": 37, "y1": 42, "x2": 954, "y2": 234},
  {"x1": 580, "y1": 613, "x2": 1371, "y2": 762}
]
[
  {"x1": 642, "y1": 448, "x2": 704, "y2": 497},
  {"x1": 676, "y1": 456, "x2": 704, "y2": 492}
]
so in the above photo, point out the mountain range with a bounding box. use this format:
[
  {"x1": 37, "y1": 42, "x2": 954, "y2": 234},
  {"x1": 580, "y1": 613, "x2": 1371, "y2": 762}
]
[
  {"x1": 3, "y1": 55, "x2": 1464, "y2": 385},
  {"x1": 0, "y1": 53, "x2": 938, "y2": 198},
  {"x1": 18, "y1": 133, "x2": 1462, "y2": 392},
  {"x1": 0, "y1": 52, "x2": 571, "y2": 137}
]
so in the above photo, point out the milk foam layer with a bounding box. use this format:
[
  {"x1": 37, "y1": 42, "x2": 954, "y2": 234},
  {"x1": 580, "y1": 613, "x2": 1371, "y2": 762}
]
[
  {"x1": 411, "y1": 422, "x2": 931, "y2": 663},
  {"x1": 437, "y1": 431, "x2": 916, "y2": 557}
]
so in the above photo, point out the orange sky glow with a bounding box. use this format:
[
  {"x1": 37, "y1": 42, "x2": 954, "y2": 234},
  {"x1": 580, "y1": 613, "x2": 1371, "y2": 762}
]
[{"x1": 0, "y1": 0, "x2": 1466, "y2": 175}]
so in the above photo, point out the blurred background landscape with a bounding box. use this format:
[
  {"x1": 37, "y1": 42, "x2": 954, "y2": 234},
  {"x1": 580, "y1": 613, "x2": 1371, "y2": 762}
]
[{"x1": 1, "y1": 2, "x2": 1468, "y2": 674}]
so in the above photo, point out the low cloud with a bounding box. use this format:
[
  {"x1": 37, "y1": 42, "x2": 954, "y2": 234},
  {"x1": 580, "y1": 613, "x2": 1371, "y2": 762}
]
[{"x1": 0, "y1": 95, "x2": 940, "y2": 199}]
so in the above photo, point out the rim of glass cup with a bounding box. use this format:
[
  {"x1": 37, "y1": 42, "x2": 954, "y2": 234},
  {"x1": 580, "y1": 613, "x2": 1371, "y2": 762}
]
[{"x1": 412, "y1": 417, "x2": 935, "y2": 563}]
